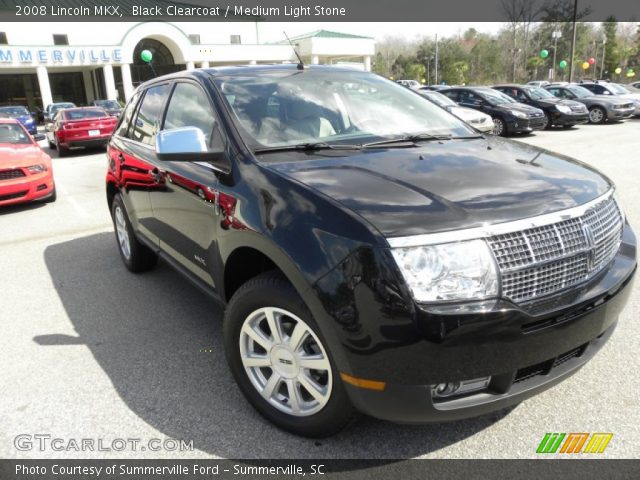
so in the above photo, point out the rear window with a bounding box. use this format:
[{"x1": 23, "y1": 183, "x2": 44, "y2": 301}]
[{"x1": 63, "y1": 109, "x2": 108, "y2": 120}]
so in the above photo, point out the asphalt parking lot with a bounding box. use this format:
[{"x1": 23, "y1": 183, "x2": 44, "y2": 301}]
[{"x1": 1, "y1": 120, "x2": 639, "y2": 459}]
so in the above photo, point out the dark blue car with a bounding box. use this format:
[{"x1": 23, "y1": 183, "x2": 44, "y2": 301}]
[{"x1": 0, "y1": 106, "x2": 37, "y2": 135}]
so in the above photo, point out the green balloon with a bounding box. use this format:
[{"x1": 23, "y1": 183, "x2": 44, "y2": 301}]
[
  {"x1": 540, "y1": 49, "x2": 549, "y2": 58},
  {"x1": 559, "y1": 60, "x2": 568, "y2": 69},
  {"x1": 140, "y1": 49, "x2": 153, "y2": 63}
]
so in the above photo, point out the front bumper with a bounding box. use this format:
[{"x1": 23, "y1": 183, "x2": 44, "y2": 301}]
[
  {"x1": 0, "y1": 172, "x2": 55, "y2": 207},
  {"x1": 551, "y1": 111, "x2": 589, "y2": 126},
  {"x1": 313, "y1": 224, "x2": 636, "y2": 423},
  {"x1": 609, "y1": 107, "x2": 635, "y2": 120},
  {"x1": 507, "y1": 116, "x2": 546, "y2": 133}
]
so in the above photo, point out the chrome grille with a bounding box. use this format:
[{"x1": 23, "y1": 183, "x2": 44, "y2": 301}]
[{"x1": 488, "y1": 195, "x2": 623, "y2": 303}]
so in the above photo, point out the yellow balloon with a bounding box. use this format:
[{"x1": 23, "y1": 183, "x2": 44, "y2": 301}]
[
  {"x1": 615, "y1": 67, "x2": 622, "y2": 74},
  {"x1": 582, "y1": 62, "x2": 590, "y2": 70}
]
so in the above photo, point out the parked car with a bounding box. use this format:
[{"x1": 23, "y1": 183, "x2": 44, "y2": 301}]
[
  {"x1": 106, "y1": 65, "x2": 635, "y2": 437},
  {"x1": 492, "y1": 84, "x2": 588, "y2": 129},
  {"x1": 629, "y1": 81, "x2": 640, "y2": 89},
  {"x1": 417, "y1": 89, "x2": 494, "y2": 133},
  {"x1": 0, "y1": 106, "x2": 38, "y2": 135},
  {"x1": 441, "y1": 86, "x2": 545, "y2": 136},
  {"x1": 419, "y1": 85, "x2": 451, "y2": 91},
  {"x1": 92, "y1": 99, "x2": 123, "y2": 118},
  {"x1": 526, "y1": 80, "x2": 550, "y2": 87},
  {"x1": 43, "y1": 102, "x2": 76, "y2": 123},
  {"x1": 46, "y1": 107, "x2": 117, "y2": 156},
  {"x1": 396, "y1": 79, "x2": 421, "y2": 89},
  {"x1": 0, "y1": 118, "x2": 55, "y2": 206},
  {"x1": 579, "y1": 81, "x2": 640, "y2": 116},
  {"x1": 544, "y1": 83, "x2": 634, "y2": 124}
]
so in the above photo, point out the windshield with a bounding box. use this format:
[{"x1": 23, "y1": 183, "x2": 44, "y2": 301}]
[
  {"x1": 215, "y1": 69, "x2": 474, "y2": 149},
  {"x1": 51, "y1": 103, "x2": 75, "y2": 114},
  {"x1": 64, "y1": 109, "x2": 108, "y2": 120},
  {"x1": 567, "y1": 86, "x2": 592, "y2": 98},
  {"x1": 95, "y1": 100, "x2": 120, "y2": 109},
  {"x1": 419, "y1": 90, "x2": 456, "y2": 107},
  {"x1": 0, "y1": 123, "x2": 32, "y2": 144},
  {"x1": 0, "y1": 106, "x2": 29, "y2": 117},
  {"x1": 527, "y1": 87, "x2": 555, "y2": 100},
  {"x1": 478, "y1": 89, "x2": 515, "y2": 105},
  {"x1": 608, "y1": 83, "x2": 629, "y2": 94}
]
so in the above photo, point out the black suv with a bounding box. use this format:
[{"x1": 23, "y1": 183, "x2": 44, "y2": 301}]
[
  {"x1": 492, "y1": 84, "x2": 588, "y2": 129},
  {"x1": 441, "y1": 86, "x2": 546, "y2": 136},
  {"x1": 106, "y1": 66, "x2": 636, "y2": 437}
]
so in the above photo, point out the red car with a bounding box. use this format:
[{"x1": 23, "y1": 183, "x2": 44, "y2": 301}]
[
  {"x1": 0, "y1": 118, "x2": 56, "y2": 206},
  {"x1": 46, "y1": 107, "x2": 117, "y2": 156}
]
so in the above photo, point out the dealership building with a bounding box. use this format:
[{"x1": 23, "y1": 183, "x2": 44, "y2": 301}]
[{"x1": 0, "y1": 20, "x2": 374, "y2": 110}]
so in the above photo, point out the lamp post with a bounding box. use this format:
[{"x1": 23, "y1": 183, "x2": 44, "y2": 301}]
[
  {"x1": 600, "y1": 37, "x2": 607, "y2": 79},
  {"x1": 552, "y1": 29, "x2": 562, "y2": 80},
  {"x1": 569, "y1": 0, "x2": 578, "y2": 83}
]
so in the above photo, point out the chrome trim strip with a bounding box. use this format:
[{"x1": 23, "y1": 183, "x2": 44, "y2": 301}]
[{"x1": 387, "y1": 189, "x2": 615, "y2": 248}]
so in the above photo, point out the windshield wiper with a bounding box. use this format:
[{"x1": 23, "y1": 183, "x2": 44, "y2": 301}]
[
  {"x1": 362, "y1": 132, "x2": 455, "y2": 148},
  {"x1": 254, "y1": 142, "x2": 363, "y2": 154}
]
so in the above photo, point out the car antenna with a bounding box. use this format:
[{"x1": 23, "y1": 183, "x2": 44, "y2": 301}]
[{"x1": 283, "y1": 31, "x2": 304, "y2": 70}]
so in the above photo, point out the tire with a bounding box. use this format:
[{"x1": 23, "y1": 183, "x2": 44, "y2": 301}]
[
  {"x1": 563, "y1": 124, "x2": 575, "y2": 129},
  {"x1": 111, "y1": 194, "x2": 158, "y2": 273},
  {"x1": 543, "y1": 112, "x2": 552, "y2": 129},
  {"x1": 588, "y1": 106, "x2": 606, "y2": 124},
  {"x1": 48, "y1": 138, "x2": 56, "y2": 150},
  {"x1": 224, "y1": 271, "x2": 355, "y2": 437},
  {"x1": 57, "y1": 139, "x2": 69, "y2": 157},
  {"x1": 492, "y1": 117, "x2": 506, "y2": 136}
]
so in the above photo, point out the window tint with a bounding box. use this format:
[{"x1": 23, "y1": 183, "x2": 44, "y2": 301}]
[
  {"x1": 131, "y1": 84, "x2": 171, "y2": 145},
  {"x1": 64, "y1": 109, "x2": 107, "y2": 120},
  {"x1": 116, "y1": 91, "x2": 141, "y2": 137},
  {"x1": 441, "y1": 90, "x2": 459, "y2": 101},
  {"x1": 163, "y1": 82, "x2": 223, "y2": 149}
]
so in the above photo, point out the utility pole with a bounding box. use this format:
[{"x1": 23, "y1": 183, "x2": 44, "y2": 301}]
[
  {"x1": 552, "y1": 29, "x2": 562, "y2": 80},
  {"x1": 569, "y1": 0, "x2": 578, "y2": 82},
  {"x1": 434, "y1": 34, "x2": 439, "y2": 85}
]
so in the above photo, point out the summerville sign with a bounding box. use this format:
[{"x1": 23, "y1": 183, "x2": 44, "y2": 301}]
[{"x1": 0, "y1": 47, "x2": 123, "y2": 65}]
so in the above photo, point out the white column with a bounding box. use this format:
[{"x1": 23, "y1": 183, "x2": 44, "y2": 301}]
[
  {"x1": 103, "y1": 64, "x2": 117, "y2": 101},
  {"x1": 82, "y1": 71, "x2": 95, "y2": 103},
  {"x1": 364, "y1": 56, "x2": 372, "y2": 72},
  {"x1": 186, "y1": 61, "x2": 195, "y2": 70},
  {"x1": 311, "y1": 55, "x2": 320, "y2": 65},
  {"x1": 36, "y1": 66, "x2": 53, "y2": 109},
  {"x1": 120, "y1": 63, "x2": 134, "y2": 101},
  {"x1": 199, "y1": 61, "x2": 210, "y2": 68}
]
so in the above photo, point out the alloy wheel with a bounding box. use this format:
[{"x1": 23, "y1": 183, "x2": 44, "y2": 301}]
[
  {"x1": 114, "y1": 206, "x2": 131, "y2": 260},
  {"x1": 239, "y1": 307, "x2": 332, "y2": 417},
  {"x1": 589, "y1": 108, "x2": 605, "y2": 123}
]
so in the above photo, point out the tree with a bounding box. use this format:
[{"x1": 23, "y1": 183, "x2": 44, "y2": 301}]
[{"x1": 602, "y1": 17, "x2": 620, "y2": 77}]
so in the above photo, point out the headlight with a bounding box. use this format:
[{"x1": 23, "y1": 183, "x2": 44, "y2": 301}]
[
  {"x1": 391, "y1": 239, "x2": 499, "y2": 302},
  {"x1": 510, "y1": 109, "x2": 527, "y2": 119},
  {"x1": 27, "y1": 164, "x2": 47, "y2": 173},
  {"x1": 556, "y1": 105, "x2": 571, "y2": 114}
]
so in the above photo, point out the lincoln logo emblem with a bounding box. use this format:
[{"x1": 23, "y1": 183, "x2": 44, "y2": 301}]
[
  {"x1": 279, "y1": 358, "x2": 293, "y2": 365},
  {"x1": 582, "y1": 223, "x2": 596, "y2": 271}
]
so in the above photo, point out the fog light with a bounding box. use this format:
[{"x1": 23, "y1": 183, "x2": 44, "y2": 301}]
[{"x1": 431, "y1": 377, "x2": 491, "y2": 399}]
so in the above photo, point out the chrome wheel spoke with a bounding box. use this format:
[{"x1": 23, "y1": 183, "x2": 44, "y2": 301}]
[
  {"x1": 242, "y1": 355, "x2": 271, "y2": 368},
  {"x1": 261, "y1": 372, "x2": 281, "y2": 400},
  {"x1": 286, "y1": 322, "x2": 307, "y2": 352},
  {"x1": 241, "y1": 323, "x2": 273, "y2": 351},
  {"x1": 298, "y1": 354, "x2": 330, "y2": 371},
  {"x1": 264, "y1": 307, "x2": 283, "y2": 344},
  {"x1": 285, "y1": 379, "x2": 302, "y2": 415},
  {"x1": 298, "y1": 372, "x2": 327, "y2": 404}
]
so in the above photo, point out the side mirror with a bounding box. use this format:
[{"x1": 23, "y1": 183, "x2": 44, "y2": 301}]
[{"x1": 155, "y1": 127, "x2": 231, "y2": 174}]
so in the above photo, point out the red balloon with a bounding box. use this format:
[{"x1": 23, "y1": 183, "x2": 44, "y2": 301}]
[{"x1": 588, "y1": 57, "x2": 595, "y2": 65}]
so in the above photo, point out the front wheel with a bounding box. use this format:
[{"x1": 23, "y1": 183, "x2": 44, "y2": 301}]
[
  {"x1": 589, "y1": 107, "x2": 606, "y2": 124},
  {"x1": 492, "y1": 117, "x2": 506, "y2": 136},
  {"x1": 224, "y1": 272, "x2": 355, "y2": 437},
  {"x1": 543, "y1": 112, "x2": 552, "y2": 129}
]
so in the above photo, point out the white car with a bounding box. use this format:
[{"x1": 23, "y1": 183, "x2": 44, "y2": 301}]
[
  {"x1": 417, "y1": 89, "x2": 495, "y2": 133},
  {"x1": 527, "y1": 80, "x2": 550, "y2": 88},
  {"x1": 396, "y1": 79, "x2": 422, "y2": 90}
]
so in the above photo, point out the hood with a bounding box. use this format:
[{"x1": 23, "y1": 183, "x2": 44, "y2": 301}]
[
  {"x1": 266, "y1": 136, "x2": 611, "y2": 238},
  {"x1": 496, "y1": 102, "x2": 543, "y2": 115},
  {"x1": 0, "y1": 144, "x2": 51, "y2": 168}
]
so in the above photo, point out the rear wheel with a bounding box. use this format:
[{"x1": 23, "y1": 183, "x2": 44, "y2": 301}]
[
  {"x1": 543, "y1": 112, "x2": 552, "y2": 129},
  {"x1": 588, "y1": 106, "x2": 606, "y2": 124},
  {"x1": 224, "y1": 271, "x2": 355, "y2": 437},
  {"x1": 56, "y1": 139, "x2": 69, "y2": 157},
  {"x1": 111, "y1": 194, "x2": 158, "y2": 273}
]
